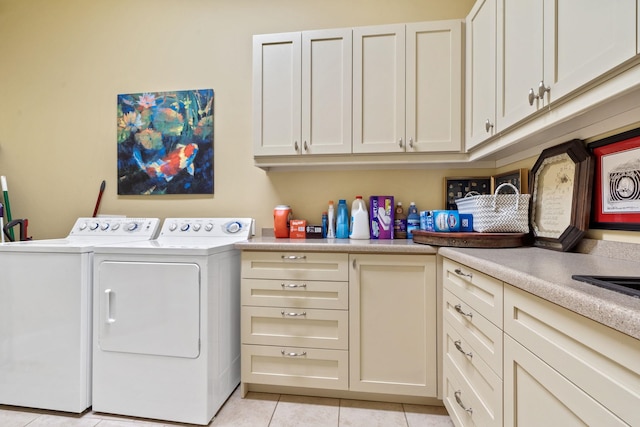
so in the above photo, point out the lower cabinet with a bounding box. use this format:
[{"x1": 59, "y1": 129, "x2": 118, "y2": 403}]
[
  {"x1": 442, "y1": 256, "x2": 640, "y2": 427},
  {"x1": 240, "y1": 250, "x2": 438, "y2": 400}
]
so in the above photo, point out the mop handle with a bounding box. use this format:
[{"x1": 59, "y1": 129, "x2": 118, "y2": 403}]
[
  {"x1": 1, "y1": 176, "x2": 13, "y2": 241},
  {"x1": 0, "y1": 203, "x2": 4, "y2": 243}
]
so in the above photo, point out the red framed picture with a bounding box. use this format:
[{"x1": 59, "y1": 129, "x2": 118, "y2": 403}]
[{"x1": 588, "y1": 128, "x2": 640, "y2": 231}]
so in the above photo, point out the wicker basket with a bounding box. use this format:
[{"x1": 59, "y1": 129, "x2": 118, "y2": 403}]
[{"x1": 455, "y1": 183, "x2": 530, "y2": 233}]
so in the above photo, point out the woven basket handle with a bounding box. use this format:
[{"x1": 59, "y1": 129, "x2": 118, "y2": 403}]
[
  {"x1": 464, "y1": 191, "x2": 481, "y2": 198},
  {"x1": 493, "y1": 183, "x2": 521, "y2": 210}
]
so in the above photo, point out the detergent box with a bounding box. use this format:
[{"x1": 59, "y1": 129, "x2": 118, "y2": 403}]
[
  {"x1": 420, "y1": 211, "x2": 434, "y2": 232},
  {"x1": 432, "y1": 210, "x2": 461, "y2": 232},
  {"x1": 289, "y1": 219, "x2": 306, "y2": 238},
  {"x1": 459, "y1": 214, "x2": 473, "y2": 232},
  {"x1": 369, "y1": 196, "x2": 394, "y2": 239}
]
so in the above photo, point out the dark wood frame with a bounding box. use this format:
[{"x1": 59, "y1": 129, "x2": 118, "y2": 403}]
[
  {"x1": 444, "y1": 176, "x2": 491, "y2": 210},
  {"x1": 588, "y1": 127, "x2": 640, "y2": 231},
  {"x1": 530, "y1": 139, "x2": 594, "y2": 251},
  {"x1": 491, "y1": 168, "x2": 529, "y2": 194}
]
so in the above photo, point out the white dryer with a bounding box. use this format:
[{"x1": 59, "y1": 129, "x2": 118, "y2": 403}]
[
  {"x1": 0, "y1": 217, "x2": 160, "y2": 413},
  {"x1": 91, "y1": 217, "x2": 253, "y2": 425}
]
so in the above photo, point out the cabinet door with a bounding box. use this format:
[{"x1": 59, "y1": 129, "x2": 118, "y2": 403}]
[
  {"x1": 353, "y1": 24, "x2": 405, "y2": 153},
  {"x1": 465, "y1": 0, "x2": 497, "y2": 151},
  {"x1": 406, "y1": 20, "x2": 463, "y2": 153},
  {"x1": 496, "y1": 0, "x2": 543, "y2": 132},
  {"x1": 301, "y1": 29, "x2": 352, "y2": 155},
  {"x1": 544, "y1": 0, "x2": 636, "y2": 102},
  {"x1": 253, "y1": 32, "x2": 301, "y2": 156},
  {"x1": 504, "y1": 335, "x2": 627, "y2": 427},
  {"x1": 349, "y1": 254, "x2": 437, "y2": 396}
]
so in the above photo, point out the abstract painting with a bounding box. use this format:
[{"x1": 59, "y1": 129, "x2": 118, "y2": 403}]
[{"x1": 117, "y1": 89, "x2": 214, "y2": 195}]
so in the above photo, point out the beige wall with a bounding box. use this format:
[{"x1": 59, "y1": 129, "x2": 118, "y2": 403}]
[{"x1": 0, "y1": 0, "x2": 637, "y2": 245}]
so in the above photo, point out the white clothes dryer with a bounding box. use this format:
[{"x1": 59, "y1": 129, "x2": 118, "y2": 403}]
[
  {"x1": 0, "y1": 217, "x2": 160, "y2": 413},
  {"x1": 91, "y1": 218, "x2": 253, "y2": 425}
]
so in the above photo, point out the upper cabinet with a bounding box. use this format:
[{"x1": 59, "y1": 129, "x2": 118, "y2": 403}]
[
  {"x1": 496, "y1": 0, "x2": 637, "y2": 132},
  {"x1": 253, "y1": 20, "x2": 464, "y2": 163},
  {"x1": 353, "y1": 21, "x2": 462, "y2": 154},
  {"x1": 253, "y1": 29, "x2": 352, "y2": 156},
  {"x1": 465, "y1": 0, "x2": 497, "y2": 151}
]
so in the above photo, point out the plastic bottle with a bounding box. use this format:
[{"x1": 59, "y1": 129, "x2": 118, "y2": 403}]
[
  {"x1": 393, "y1": 202, "x2": 407, "y2": 239},
  {"x1": 336, "y1": 199, "x2": 349, "y2": 239},
  {"x1": 349, "y1": 196, "x2": 370, "y2": 240},
  {"x1": 327, "y1": 201, "x2": 336, "y2": 238},
  {"x1": 321, "y1": 212, "x2": 328, "y2": 238},
  {"x1": 406, "y1": 202, "x2": 420, "y2": 239}
]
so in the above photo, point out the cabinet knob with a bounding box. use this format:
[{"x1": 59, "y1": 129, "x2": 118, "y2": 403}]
[
  {"x1": 281, "y1": 350, "x2": 307, "y2": 357},
  {"x1": 281, "y1": 310, "x2": 307, "y2": 317},
  {"x1": 454, "y1": 340, "x2": 473, "y2": 358},
  {"x1": 454, "y1": 304, "x2": 473, "y2": 319},
  {"x1": 528, "y1": 88, "x2": 537, "y2": 106},
  {"x1": 454, "y1": 268, "x2": 473, "y2": 279},
  {"x1": 398, "y1": 138, "x2": 403, "y2": 148},
  {"x1": 409, "y1": 137, "x2": 414, "y2": 149},
  {"x1": 294, "y1": 141, "x2": 299, "y2": 152},
  {"x1": 454, "y1": 391, "x2": 473, "y2": 415},
  {"x1": 281, "y1": 255, "x2": 307, "y2": 261},
  {"x1": 538, "y1": 80, "x2": 551, "y2": 100},
  {"x1": 484, "y1": 120, "x2": 494, "y2": 133},
  {"x1": 303, "y1": 140, "x2": 308, "y2": 152},
  {"x1": 281, "y1": 283, "x2": 307, "y2": 289}
]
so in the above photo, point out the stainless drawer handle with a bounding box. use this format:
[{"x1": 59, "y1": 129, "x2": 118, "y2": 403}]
[
  {"x1": 454, "y1": 340, "x2": 473, "y2": 358},
  {"x1": 454, "y1": 304, "x2": 473, "y2": 319},
  {"x1": 281, "y1": 310, "x2": 307, "y2": 317},
  {"x1": 281, "y1": 350, "x2": 307, "y2": 357},
  {"x1": 454, "y1": 390, "x2": 473, "y2": 415},
  {"x1": 281, "y1": 283, "x2": 307, "y2": 288},
  {"x1": 454, "y1": 268, "x2": 472, "y2": 279},
  {"x1": 281, "y1": 255, "x2": 307, "y2": 260}
]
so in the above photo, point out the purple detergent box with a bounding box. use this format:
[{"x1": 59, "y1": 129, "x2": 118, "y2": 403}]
[{"x1": 369, "y1": 196, "x2": 394, "y2": 239}]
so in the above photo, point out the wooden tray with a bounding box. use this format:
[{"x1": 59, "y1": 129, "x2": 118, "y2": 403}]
[{"x1": 412, "y1": 230, "x2": 532, "y2": 248}]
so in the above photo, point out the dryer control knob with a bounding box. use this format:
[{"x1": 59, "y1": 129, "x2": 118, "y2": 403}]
[
  {"x1": 180, "y1": 223, "x2": 190, "y2": 232},
  {"x1": 79, "y1": 222, "x2": 88, "y2": 231},
  {"x1": 205, "y1": 223, "x2": 214, "y2": 232},
  {"x1": 193, "y1": 223, "x2": 201, "y2": 231},
  {"x1": 100, "y1": 223, "x2": 110, "y2": 231},
  {"x1": 127, "y1": 222, "x2": 139, "y2": 232},
  {"x1": 168, "y1": 223, "x2": 177, "y2": 232},
  {"x1": 90, "y1": 222, "x2": 100, "y2": 231},
  {"x1": 112, "y1": 223, "x2": 121, "y2": 230},
  {"x1": 226, "y1": 222, "x2": 241, "y2": 233}
]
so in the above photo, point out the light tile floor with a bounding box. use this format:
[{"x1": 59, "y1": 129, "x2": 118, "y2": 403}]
[{"x1": 0, "y1": 386, "x2": 453, "y2": 427}]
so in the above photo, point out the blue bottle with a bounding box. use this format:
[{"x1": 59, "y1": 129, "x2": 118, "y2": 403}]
[
  {"x1": 336, "y1": 199, "x2": 349, "y2": 238},
  {"x1": 406, "y1": 202, "x2": 420, "y2": 239},
  {"x1": 321, "y1": 212, "x2": 328, "y2": 238}
]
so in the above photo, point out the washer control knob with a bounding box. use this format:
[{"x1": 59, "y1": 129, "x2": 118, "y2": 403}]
[
  {"x1": 90, "y1": 222, "x2": 100, "y2": 231},
  {"x1": 180, "y1": 223, "x2": 190, "y2": 232},
  {"x1": 193, "y1": 223, "x2": 201, "y2": 231},
  {"x1": 79, "y1": 222, "x2": 88, "y2": 231},
  {"x1": 112, "y1": 223, "x2": 121, "y2": 230},
  {"x1": 226, "y1": 222, "x2": 241, "y2": 233},
  {"x1": 100, "y1": 223, "x2": 110, "y2": 231},
  {"x1": 127, "y1": 222, "x2": 139, "y2": 232},
  {"x1": 168, "y1": 222, "x2": 178, "y2": 232},
  {"x1": 205, "y1": 223, "x2": 214, "y2": 232}
]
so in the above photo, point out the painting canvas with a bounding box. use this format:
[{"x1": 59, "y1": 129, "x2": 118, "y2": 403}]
[{"x1": 117, "y1": 89, "x2": 214, "y2": 195}]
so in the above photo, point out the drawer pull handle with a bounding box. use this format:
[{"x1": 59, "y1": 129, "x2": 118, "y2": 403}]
[
  {"x1": 454, "y1": 304, "x2": 473, "y2": 319},
  {"x1": 454, "y1": 268, "x2": 472, "y2": 279},
  {"x1": 281, "y1": 283, "x2": 307, "y2": 288},
  {"x1": 454, "y1": 391, "x2": 473, "y2": 415},
  {"x1": 454, "y1": 340, "x2": 473, "y2": 359},
  {"x1": 281, "y1": 255, "x2": 307, "y2": 260},
  {"x1": 281, "y1": 310, "x2": 307, "y2": 317},
  {"x1": 281, "y1": 350, "x2": 307, "y2": 357}
]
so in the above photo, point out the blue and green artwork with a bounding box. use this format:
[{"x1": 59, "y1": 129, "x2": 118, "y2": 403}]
[{"x1": 117, "y1": 89, "x2": 214, "y2": 195}]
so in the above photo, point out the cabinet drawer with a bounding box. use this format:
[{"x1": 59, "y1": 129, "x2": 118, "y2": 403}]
[
  {"x1": 444, "y1": 289, "x2": 502, "y2": 376},
  {"x1": 242, "y1": 344, "x2": 348, "y2": 390},
  {"x1": 242, "y1": 306, "x2": 348, "y2": 350},
  {"x1": 242, "y1": 251, "x2": 348, "y2": 281},
  {"x1": 443, "y1": 354, "x2": 502, "y2": 427},
  {"x1": 444, "y1": 320, "x2": 502, "y2": 416},
  {"x1": 241, "y1": 278, "x2": 348, "y2": 310},
  {"x1": 443, "y1": 258, "x2": 503, "y2": 327},
  {"x1": 505, "y1": 285, "x2": 640, "y2": 426}
]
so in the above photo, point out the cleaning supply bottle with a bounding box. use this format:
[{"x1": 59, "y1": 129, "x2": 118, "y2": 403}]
[
  {"x1": 393, "y1": 202, "x2": 407, "y2": 239},
  {"x1": 321, "y1": 212, "x2": 328, "y2": 238},
  {"x1": 336, "y1": 199, "x2": 349, "y2": 238},
  {"x1": 349, "y1": 196, "x2": 369, "y2": 240},
  {"x1": 406, "y1": 202, "x2": 420, "y2": 239},
  {"x1": 327, "y1": 201, "x2": 336, "y2": 238}
]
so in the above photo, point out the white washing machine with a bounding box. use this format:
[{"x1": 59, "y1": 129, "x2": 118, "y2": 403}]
[
  {"x1": 0, "y1": 217, "x2": 160, "y2": 413},
  {"x1": 91, "y1": 217, "x2": 253, "y2": 425}
]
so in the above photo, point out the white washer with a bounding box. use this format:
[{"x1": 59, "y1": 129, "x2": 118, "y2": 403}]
[
  {"x1": 91, "y1": 217, "x2": 253, "y2": 425},
  {"x1": 0, "y1": 217, "x2": 160, "y2": 413}
]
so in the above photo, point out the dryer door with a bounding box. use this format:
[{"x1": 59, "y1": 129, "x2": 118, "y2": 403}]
[{"x1": 97, "y1": 261, "x2": 200, "y2": 358}]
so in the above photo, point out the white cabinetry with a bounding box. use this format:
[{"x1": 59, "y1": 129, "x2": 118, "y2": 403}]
[
  {"x1": 353, "y1": 21, "x2": 462, "y2": 154},
  {"x1": 349, "y1": 254, "x2": 437, "y2": 397},
  {"x1": 465, "y1": 0, "x2": 497, "y2": 150},
  {"x1": 253, "y1": 29, "x2": 352, "y2": 156},
  {"x1": 496, "y1": 0, "x2": 637, "y2": 132}
]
